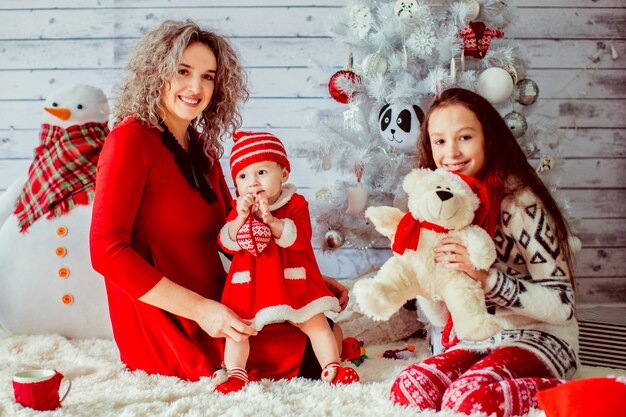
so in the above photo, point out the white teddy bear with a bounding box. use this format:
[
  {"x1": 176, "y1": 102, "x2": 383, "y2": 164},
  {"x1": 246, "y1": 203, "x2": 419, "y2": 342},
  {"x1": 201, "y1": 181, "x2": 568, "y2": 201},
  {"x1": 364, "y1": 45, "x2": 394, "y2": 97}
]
[{"x1": 353, "y1": 168, "x2": 502, "y2": 342}]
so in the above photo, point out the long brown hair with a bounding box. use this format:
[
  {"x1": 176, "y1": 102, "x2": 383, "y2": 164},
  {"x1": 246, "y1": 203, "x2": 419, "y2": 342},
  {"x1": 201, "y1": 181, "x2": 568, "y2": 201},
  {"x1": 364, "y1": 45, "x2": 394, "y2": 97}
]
[
  {"x1": 417, "y1": 88, "x2": 574, "y2": 278},
  {"x1": 113, "y1": 19, "x2": 249, "y2": 163}
]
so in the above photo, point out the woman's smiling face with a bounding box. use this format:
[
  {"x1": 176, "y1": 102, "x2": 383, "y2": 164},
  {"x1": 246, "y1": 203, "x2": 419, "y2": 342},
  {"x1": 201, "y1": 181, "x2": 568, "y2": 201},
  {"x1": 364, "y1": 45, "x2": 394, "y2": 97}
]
[
  {"x1": 428, "y1": 103, "x2": 486, "y2": 179},
  {"x1": 160, "y1": 42, "x2": 217, "y2": 133}
]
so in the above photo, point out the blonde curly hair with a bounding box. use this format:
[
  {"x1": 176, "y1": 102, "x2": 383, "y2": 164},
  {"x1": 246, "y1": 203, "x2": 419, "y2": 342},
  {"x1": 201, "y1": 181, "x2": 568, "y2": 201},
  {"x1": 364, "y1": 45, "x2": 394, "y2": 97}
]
[{"x1": 112, "y1": 19, "x2": 249, "y2": 161}]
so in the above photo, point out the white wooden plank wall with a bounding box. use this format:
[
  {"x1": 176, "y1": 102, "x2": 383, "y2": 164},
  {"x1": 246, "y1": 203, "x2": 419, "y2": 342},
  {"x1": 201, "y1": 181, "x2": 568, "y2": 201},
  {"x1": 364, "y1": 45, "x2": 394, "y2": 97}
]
[{"x1": 0, "y1": 0, "x2": 624, "y2": 305}]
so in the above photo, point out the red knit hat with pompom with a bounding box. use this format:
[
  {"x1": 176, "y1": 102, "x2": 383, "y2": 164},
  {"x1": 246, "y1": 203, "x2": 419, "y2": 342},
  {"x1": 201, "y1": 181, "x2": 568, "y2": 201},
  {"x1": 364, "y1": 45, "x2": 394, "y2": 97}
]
[{"x1": 229, "y1": 131, "x2": 290, "y2": 182}]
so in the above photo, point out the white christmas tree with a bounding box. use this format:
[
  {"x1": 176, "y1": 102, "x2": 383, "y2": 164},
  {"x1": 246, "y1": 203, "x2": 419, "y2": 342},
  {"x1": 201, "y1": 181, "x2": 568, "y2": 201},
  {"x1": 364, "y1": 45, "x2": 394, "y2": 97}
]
[{"x1": 293, "y1": 0, "x2": 559, "y2": 254}]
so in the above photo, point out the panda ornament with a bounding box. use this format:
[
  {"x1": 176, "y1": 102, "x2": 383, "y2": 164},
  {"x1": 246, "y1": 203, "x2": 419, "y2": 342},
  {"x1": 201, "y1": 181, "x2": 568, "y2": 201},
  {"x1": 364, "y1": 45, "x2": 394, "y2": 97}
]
[
  {"x1": 378, "y1": 103, "x2": 425, "y2": 154},
  {"x1": 394, "y1": 0, "x2": 419, "y2": 19},
  {"x1": 0, "y1": 84, "x2": 113, "y2": 339}
]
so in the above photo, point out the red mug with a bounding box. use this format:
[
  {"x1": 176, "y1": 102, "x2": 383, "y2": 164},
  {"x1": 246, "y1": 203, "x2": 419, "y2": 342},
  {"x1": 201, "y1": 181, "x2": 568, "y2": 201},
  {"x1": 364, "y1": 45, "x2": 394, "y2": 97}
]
[{"x1": 12, "y1": 369, "x2": 71, "y2": 411}]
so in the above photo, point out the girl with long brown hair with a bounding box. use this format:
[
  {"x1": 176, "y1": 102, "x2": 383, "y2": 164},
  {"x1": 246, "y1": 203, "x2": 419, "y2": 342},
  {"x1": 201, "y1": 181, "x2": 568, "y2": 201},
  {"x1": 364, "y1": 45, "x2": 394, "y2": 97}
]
[{"x1": 391, "y1": 88, "x2": 578, "y2": 416}]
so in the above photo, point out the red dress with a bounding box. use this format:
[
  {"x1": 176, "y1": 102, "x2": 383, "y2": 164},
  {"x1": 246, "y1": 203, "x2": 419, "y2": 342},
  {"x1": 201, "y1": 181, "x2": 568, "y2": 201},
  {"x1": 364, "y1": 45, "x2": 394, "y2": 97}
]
[
  {"x1": 90, "y1": 119, "x2": 310, "y2": 381},
  {"x1": 219, "y1": 186, "x2": 340, "y2": 329}
]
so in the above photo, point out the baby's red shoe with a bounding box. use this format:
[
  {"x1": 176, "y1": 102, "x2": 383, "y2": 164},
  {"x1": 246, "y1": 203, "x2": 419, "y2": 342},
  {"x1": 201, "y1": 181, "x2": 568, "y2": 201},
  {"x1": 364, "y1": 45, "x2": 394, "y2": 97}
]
[
  {"x1": 214, "y1": 376, "x2": 248, "y2": 394},
  {"x1": 212, "y1": 366, "x2": 249, "y2": 394},
  {"x1": 321, "y1": 363, "x2": 360, "y2": 385}
]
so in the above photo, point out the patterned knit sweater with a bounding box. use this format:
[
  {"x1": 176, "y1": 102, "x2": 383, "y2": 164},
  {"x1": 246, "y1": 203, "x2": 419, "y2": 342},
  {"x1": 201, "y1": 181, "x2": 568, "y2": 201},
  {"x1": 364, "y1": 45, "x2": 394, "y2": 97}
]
[{"x1": 418, "y1": 185, "x2": 579, "y2": 379}]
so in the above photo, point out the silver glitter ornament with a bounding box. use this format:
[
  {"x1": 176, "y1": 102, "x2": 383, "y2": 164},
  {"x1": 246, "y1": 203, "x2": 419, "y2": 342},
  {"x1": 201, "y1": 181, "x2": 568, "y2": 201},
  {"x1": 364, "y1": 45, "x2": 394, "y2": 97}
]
[
  {"x1": 315, "y1": 187, "x2": 332, "y2": 202},
  {"x1": 325, "y1": 229, "x2": 345, "y2": 249},
  {"x1": 515, "y1": 79, "x2": 539, "y2": 105},
  {"x1": 504, "y1": 111, "x2": 528, "y2": 138}
]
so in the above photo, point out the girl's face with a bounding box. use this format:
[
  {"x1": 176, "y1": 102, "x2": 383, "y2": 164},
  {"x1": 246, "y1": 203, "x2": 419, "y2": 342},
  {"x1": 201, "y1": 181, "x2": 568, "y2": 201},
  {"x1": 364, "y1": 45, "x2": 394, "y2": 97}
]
[
  {"x1": 160, "y1": 42, "x2": 217, "y2": 132},
  {"x1": 428, "y1": 103, "x2": 486, "y2": 179},
  {"x1": 235, "y1": 161, "x2": 289, "y2": 205}
]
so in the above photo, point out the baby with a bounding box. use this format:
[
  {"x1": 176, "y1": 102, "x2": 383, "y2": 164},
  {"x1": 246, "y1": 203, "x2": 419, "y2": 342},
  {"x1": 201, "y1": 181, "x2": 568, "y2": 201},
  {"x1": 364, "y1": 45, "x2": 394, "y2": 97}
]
[{"x1": 215, "y1": 131, "x2": 359, "y2": 393}]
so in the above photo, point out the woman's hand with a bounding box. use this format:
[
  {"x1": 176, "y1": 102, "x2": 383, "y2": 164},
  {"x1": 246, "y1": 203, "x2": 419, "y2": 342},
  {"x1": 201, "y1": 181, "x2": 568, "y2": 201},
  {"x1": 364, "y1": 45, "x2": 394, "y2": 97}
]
[
  {"x1": 139, "y1": 277, "x2": 258, "y2": 342},
  {"x1": 434, "y1": 237, "x2": 490, "y2": 287},
  {"x1": 322, "y1": 275, "x2": 349, "y2": 312},
  {"x1": 192, "y1": 298, "x2": 258, "y2": 342}
]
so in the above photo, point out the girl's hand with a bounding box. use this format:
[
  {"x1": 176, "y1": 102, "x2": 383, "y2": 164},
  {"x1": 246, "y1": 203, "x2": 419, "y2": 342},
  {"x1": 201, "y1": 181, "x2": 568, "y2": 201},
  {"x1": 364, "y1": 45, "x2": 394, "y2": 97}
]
[
  {"x1": 322, "y1": 275, "x2": 349, "y2": 311},
  {"x1": 434, "y1": 237, "x2": 490, "y2": 287},
  {"x1": 236, "y1": 193, "x2": 255, "y2": 218},
  {"x1": 193, "y1": 298, "x2": 257, "y2": 342}
]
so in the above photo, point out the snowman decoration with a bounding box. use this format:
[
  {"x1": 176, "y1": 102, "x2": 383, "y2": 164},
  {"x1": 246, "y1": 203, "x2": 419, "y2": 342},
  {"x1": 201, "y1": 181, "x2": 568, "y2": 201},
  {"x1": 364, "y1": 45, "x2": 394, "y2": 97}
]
[
  {"x1": 0, "y1": 84, "x2": 113, "y2": 339},
  {"x1": 378, "y1": 103, "x2": 425, "y2": 154}
]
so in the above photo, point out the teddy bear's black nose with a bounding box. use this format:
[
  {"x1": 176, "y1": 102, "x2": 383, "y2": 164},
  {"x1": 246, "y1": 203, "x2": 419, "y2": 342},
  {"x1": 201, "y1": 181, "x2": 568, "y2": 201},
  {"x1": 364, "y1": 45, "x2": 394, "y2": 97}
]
[{"x1": 436, "y1": 190, "x2": 453, "y2": 201}]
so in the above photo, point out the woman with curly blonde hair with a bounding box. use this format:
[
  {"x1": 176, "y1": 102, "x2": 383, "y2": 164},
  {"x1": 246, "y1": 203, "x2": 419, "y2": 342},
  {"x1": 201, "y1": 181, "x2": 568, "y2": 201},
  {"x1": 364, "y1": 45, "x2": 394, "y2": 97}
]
[
  {"x1": 90, "y1": 20, "x2": 345, "y2": 383},
  {"x1": 111, "y1": 19, "x2": 247, "y2": 162}
]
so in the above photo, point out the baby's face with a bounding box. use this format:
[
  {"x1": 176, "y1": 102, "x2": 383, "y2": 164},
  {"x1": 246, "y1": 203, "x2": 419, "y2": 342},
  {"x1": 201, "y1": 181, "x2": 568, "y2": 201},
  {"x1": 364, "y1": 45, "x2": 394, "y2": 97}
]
[{"x1": 235, "y1": 161, "x2": 288, "y2": 204}]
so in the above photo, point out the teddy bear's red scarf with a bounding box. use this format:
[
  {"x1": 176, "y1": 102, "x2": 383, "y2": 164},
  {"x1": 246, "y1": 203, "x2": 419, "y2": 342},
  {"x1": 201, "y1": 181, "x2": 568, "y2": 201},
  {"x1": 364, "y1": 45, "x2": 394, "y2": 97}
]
[
  {"x1": 13, "y1": 122, "x2": 109, "y2": 232},
  {"x1": 391, "y1": 215, "x2": 449, "y2": 255}
]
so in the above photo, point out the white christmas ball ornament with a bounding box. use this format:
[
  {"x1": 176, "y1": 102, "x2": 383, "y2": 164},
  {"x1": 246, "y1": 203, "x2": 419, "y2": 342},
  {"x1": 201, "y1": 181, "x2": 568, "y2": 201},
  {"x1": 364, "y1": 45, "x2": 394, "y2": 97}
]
[
  {"x1": 477, "y1": 67, "x2": 514, "y2": 104},
  {"x1": 465, "y1": 0, "x2": 480, "y2": 21},
  {"x1": 361, "y1": 53, "x2": 388, "y2": 79},
  {"x1": 378, "y1": 103, "x2": 425, "y2": 153},
  {"x1": 394, "y1": 0, "x2": 418, "y2": 19}
]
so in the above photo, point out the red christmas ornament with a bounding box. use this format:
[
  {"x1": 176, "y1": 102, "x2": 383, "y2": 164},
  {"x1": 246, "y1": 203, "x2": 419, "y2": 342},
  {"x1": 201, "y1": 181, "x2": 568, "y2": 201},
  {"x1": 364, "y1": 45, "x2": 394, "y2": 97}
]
[
  {"x1": 328, "y1": 70, "x2": 361, "y2": 104},
  {"x1": 236, "y1": 216, "x2": 272, "y2": 257},
  {"x1": 459, "y1": 21, "x2": 504, "y2": 59}
]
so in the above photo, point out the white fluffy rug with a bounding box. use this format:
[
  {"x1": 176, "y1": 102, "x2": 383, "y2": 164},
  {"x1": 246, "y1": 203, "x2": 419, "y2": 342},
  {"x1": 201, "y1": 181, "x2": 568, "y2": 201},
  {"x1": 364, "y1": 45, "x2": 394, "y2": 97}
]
[
  {"x1": 3, "y1": 280, "x2": 625, "y2": 417},
  {"x1": 0, "y1": 329, "x2": 479, "y2": 417},
  {"x1": 3, "y1": 329, "x2": 625, "y2": 417},
  {"x1": 0, "y1": 328, "x2": 626, "y2": 417}
]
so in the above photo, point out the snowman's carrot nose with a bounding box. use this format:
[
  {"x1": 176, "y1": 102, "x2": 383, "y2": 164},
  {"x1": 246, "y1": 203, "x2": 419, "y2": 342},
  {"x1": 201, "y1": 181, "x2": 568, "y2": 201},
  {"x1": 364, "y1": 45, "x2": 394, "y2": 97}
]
[{"x1": 44, "y1": 107, "x2": 71, "y2": 121}]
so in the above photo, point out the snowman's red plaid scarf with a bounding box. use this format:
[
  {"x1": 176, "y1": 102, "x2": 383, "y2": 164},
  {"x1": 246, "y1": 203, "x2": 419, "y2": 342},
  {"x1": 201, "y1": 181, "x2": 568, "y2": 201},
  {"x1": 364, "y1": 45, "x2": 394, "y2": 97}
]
[{"x1": 14, "y1": 122, "x2": 109, "y2": 232}]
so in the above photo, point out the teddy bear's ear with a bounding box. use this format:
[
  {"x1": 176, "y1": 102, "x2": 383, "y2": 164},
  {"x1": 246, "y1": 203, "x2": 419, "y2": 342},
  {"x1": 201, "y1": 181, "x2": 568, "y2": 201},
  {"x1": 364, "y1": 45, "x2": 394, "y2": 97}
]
[{"x1": 402, "y1": 168, "x2": 431, "y2": 193}]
